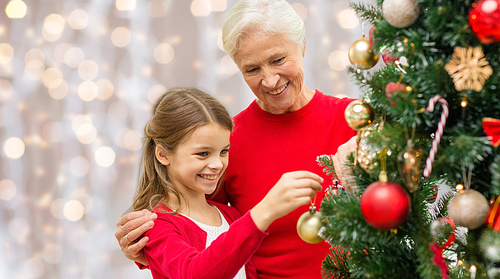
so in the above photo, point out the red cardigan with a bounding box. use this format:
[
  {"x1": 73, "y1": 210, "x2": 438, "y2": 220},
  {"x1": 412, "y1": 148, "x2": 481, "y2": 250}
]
[{"x1": 144, "y1": 201, "x2": 268, "y2": 279}]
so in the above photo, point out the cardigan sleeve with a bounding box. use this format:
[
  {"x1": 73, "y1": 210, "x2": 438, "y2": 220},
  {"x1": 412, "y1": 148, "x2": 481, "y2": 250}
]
[{"x1": 144, "y1": 211, "x2": 268, "y2": 279}]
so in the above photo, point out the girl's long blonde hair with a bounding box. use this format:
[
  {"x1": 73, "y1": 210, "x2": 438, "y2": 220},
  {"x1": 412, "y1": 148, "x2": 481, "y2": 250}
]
[{"x1": 132, "y1": 87, "x2": 233, "y2": 212}]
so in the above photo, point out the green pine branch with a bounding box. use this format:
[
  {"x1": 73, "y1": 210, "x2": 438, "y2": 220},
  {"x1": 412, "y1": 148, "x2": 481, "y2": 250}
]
[{"x1": 322, "y1": 0, "x2": 500, "y2": 277}]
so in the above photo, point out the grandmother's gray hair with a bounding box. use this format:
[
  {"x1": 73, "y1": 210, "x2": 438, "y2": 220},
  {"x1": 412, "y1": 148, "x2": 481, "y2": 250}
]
[{"x1": 222, "y1": 0, "x2": 306, "y2": 59}]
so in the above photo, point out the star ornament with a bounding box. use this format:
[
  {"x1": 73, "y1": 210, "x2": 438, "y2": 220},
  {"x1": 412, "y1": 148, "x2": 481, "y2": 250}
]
[{"x1": 444, "y1": 46, "x2": 493, "y2": 92}]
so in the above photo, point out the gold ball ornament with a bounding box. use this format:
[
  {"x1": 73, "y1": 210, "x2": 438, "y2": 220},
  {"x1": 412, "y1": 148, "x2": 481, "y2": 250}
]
[
  {"x1": 448, "y1": 189, "x2": 490, "y2": 230},
  {"x1": 357, "y1": 124, "x2": 382, "y2": 174},
  {"x1": 296, "y1": 206, "x2": 326, "y2": 244},
  {"x1": 397, "y1": 140, "x2": 422, "y2": 192},
  {"x1": 348, "y1": 35, "x2": 379, "y2": 70},
  {"x1": 344, "y1": 100, "x2": 375, "y2": 130},
  {"x1": 382, "y1": 0, "x2": 420, "y2": 28}
]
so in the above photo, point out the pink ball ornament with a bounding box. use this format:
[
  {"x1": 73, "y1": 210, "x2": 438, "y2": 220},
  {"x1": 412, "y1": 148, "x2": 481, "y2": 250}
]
[
  {"x1": 361, "y1": 181, "x2": 411, "y2": 230},
  {"x1": 382, "y1": 0, "x2": 420, "y2": 28}
]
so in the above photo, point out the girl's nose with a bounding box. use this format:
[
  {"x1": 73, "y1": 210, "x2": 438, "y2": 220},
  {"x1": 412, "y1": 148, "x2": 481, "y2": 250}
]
[{"x1": 208, "y1": 156, "x2": 223, "y2": 170}]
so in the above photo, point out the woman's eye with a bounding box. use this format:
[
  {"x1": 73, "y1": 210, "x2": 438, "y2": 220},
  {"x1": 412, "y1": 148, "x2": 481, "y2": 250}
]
[
  {"x1": 220, "y1": 149, "x2": 229, "y2": 155},
  {"x1": 274, "y1": 57, "x2": 284, "y2": 63},
  {"x1": 197, "y1": 152, "x2": 209, "y2": 157},
  {"x1": 246, "y1": 68, "x2": 258, "y2": 73}
]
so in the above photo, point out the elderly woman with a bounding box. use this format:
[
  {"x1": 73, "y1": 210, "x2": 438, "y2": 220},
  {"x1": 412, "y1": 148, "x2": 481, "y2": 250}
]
[{"x1": 116, "y1": 0, "x2": 356, "y2": 278}]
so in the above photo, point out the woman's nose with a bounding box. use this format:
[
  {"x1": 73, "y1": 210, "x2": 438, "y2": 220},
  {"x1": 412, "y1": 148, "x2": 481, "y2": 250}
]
[{"x1": 261, "y1": 69, "x2": 279, "y2": 88}]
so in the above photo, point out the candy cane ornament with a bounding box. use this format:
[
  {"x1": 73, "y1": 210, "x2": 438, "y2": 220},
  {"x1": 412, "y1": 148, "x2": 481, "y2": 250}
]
[{"x1": 423, "y1": 96, "x2": 449, "y2": 177}]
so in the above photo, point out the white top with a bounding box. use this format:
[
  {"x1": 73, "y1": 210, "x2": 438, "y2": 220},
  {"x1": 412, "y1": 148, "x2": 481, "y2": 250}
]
[{"x1": 180, "y1": 207, "x2": 247, "y2": 279}]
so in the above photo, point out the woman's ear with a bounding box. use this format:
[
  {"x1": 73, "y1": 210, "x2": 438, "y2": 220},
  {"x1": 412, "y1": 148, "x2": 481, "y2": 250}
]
[{"x1": 155, "y1": 144, "x2": 170, "y2": 166}]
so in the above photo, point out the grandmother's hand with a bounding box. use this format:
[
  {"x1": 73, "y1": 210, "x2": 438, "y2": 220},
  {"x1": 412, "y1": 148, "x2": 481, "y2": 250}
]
[
  {"x1": 333, "y1": 136, "x2": 357, "y2": 190},
  {"x1": 115, "y1": 209, "x2": 157, "y2": 266}
]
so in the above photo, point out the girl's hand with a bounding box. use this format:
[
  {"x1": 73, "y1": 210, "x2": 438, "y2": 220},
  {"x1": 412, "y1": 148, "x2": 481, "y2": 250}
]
[
  {"x1": 250, "y1": 171, "x2": 323, "y2": 231},
  {"x1": 115, "y1": 209, "x2": 157, "y2": 266}
]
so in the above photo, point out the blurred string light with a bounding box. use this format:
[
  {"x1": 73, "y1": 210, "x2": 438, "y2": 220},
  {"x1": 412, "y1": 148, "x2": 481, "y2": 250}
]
[
  {"x1": 111, "y1": 27, "x2": 131, "y2": 47},
  {"x1": 5, "y1": 0, "x2": 27, "y2": 19},
  {"x1": 72, "y1": 115, "x2": 97, "y2": 144},
  {"x1": 50, "y1": 198, "x2": 66, "y2": 219},
  {"x1": 63, "y1": 200, "x2": 85, "y2": 221},
  {"x1": 190, "y1": 0, "x2": 228, "y2": 14},
  {"x1": 68, "y1": 9, "x2": 89, "y2": 30},
  {"x1": 48, "y1": 79, "x2": 68, "y2": 99},
  {"x1": 78, "y1": 60, "x2": 99, "y2": 80},
  {"x1": 54, "y1": 43, "x2": 71, "y2": 63},
  {"x1": 328, "y1": 50, "x2": 350, "y2": 71},
  {"x1": 147, "y1": 84, "x2": 166, "y2": 104},
  {"x1": 220, "y1": 54, "x2": 239, "y2": 75},
  {"x1": 191, "y1": 0, "x2": 211, "y2": 16},
  {"x1": 154, "y1": 43, "x2": 175, "y2": 64},
  {"x1": 3, "y1": 137, "x2": 25, "y2": 159},
  {"x1": 0, "y1": 60, "x2": 12, "y2": 75},
  {"x1": 337, "y1": 8, "x2": 359, "y2": 29},
  {"x1": 25, "y1": 59, "x2": 44, "y2": 80},
  {"x1": 78, "y1": 81, "x2": 99, "y2": 102},
  {"x1": 70, "y1": 156, "x2": 90, "y2": 177},
  {"x1": 42, "y1": 14, "x2": 65, "y2": 42},
  {"x1": 147, "y1": 0, "x2": 168, "y2": 17},
  {"x1": 292, "y1": 3, "x2": 308, "y2": 21},
  {"x1": 96, "y1": 79, "x2": 114, "y2": 100},
  {"x1": 0, "y1": 79, "x2": 13, "y2": 101},
  {"x1": 116, "y1": 0, "x2": 136, "y2": 11},
  {"x1": 210, "y1": 0, "x2": 227, "y2": 11},
  {"x1": 95, "y1": 146, "x2": 116, "y2": 167},
  {"x1": 43, "y1": 243, "x2": 63, "y2": 264},
  {"x1": 0, "y1": 179, "x2": 17, "y2": 201},
  {"x1": 0, "y1": 43, "x2": 14, "y2": 63},
  {"x1": 64, "y1": 47, "x2": 85, "y2": 67},
  {"x1": 42, "y1": 67, "x2": 63, "y2": 88}
]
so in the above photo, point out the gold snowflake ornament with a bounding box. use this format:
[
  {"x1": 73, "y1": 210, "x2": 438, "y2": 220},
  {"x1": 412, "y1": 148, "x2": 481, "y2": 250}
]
[{"x1": 444, "y1": 46, "x2": 493, "y2": 92}]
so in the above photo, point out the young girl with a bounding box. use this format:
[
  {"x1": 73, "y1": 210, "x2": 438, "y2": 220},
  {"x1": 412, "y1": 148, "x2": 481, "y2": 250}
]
[{"x1": 132, "y1": 87, "x2": 323, "y2": 279}]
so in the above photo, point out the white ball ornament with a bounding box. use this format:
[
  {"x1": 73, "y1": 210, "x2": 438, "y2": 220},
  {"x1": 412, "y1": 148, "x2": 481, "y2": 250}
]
[
  {"x1": 448, "y1": 189, "x2": 490, "y2": 230},
  {"x1": 382, "y1": 0, "x2": 420, "y2": 28}
]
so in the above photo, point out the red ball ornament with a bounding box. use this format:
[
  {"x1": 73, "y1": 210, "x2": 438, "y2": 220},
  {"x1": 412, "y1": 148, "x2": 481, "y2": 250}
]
[
  {"x1": 369, "y1": 27, "x2": 398, "y2": 65},
  {"x1": 385, "y1": 82, "x2": 407, "y2": 106},
  {"x1": 469, "y1": 0, "x2": 500, "y2": 44},
  {"x1": 361, "y1": 181, "x2": 411, "y2": 230}
]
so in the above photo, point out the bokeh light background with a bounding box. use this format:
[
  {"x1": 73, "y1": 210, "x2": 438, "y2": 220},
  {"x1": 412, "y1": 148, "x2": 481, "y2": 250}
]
[{"x1": 0, "y1": 0, "x2": 376, "y2": 278}]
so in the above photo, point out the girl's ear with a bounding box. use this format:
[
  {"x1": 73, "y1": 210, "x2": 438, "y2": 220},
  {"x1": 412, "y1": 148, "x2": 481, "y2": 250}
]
[{"x1": 155, "y1": 144, "x2": 170, "y2": 166}]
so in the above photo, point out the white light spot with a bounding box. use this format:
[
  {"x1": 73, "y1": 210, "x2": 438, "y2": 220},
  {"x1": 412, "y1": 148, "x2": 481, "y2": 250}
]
[
  {"x1": 63, "y1": 200, "x2": 85, "y2": 221},
  {"x1": 95, "y1": 146, "x2": 116, "y2": 167},
  {"x1": 3, "y1": 137, "x2": 25, "y2": 159}
]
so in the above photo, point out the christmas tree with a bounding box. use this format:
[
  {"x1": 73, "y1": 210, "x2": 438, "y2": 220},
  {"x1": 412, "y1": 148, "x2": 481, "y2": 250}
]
[{"x1": 315, "y1": 0, "x2": 500, "y2": 278}]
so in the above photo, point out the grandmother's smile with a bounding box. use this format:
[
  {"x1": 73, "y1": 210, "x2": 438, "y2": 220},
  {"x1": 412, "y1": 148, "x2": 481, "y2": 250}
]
[{"x1": 268, "y1": 83, "x2": 288, "y2": 95}]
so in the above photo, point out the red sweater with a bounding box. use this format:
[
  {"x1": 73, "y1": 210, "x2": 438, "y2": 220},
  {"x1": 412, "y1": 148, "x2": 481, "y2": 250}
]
[
  {"x1": 213, "y1": 91, "x2": 356, "y2": 278},
  {"x1": 144, "y1": 201, "x2": 268, "y2": 279}
]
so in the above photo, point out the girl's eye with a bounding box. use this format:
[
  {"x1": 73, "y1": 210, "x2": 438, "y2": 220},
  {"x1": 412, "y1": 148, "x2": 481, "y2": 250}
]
[
  {"x1": 196, "y1": 152, "x2": 209, "y2": 157},
  {"x1": 220, "y1": 149, "x2": 229, "y2": 155}
]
